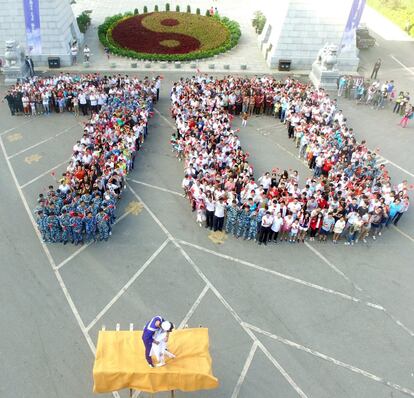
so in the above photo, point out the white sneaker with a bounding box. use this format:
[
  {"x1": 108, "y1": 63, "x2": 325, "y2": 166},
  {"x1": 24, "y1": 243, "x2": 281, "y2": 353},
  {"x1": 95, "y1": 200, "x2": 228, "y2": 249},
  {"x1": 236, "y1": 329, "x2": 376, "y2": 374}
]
[
  {"x1": 156, "y1": 362, "x2": 165, "y2": 367},
  {"x1": 363, "y1": 239, "x2": 367, "y2": 243},
  {"x1": 344, "y1": 242, "x2": 350, "y2": 245},
  {"x1": 373, "y1": 236, "x2": 376, "y2": 240},
  {"x1": 378, "y1": 232, "x2": 382, "y2": 236}
]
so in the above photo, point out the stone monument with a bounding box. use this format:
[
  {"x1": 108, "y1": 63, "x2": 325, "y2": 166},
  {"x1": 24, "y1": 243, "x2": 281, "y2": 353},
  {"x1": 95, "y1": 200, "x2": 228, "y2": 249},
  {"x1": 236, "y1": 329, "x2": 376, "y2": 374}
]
[
  {"x1": 0, "y1": 0, "x2": 82, "y2": 68},
  {"x1": 258, "y1": 0, "x2": 360, "y2": 72},
  {"x1": 3, "y1": 40, "x2": 27, "y2": 84},
  {"x1": 309, "y1": 43, "x2": 340, "y2": 90}
]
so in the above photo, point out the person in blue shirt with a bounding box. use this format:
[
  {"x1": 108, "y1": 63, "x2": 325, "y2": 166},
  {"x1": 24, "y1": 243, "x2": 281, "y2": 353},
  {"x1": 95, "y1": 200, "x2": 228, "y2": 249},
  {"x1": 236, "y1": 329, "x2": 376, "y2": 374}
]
[
  {"x1": 387, "y1": 199, "x2": 402, "y2": 227},
  {"x1": 142, "y1": 316, "x2": 165, "y2": 367}
]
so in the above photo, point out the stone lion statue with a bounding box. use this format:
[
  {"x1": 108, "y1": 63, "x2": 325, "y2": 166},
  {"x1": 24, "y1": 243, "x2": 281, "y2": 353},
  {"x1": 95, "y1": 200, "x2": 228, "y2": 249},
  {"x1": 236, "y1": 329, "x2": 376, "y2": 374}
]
[
  {"x1": 4, "y1": 40, "x2": 25, "y2": 68},
  {"x1": 316, "y1": 44, "x2": 338, "y2": 71}
]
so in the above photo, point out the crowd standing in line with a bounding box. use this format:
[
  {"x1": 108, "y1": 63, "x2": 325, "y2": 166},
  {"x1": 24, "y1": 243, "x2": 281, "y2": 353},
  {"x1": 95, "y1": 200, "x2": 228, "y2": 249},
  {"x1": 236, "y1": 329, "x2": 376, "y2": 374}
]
[
  {"x1": 171, "y1": 75, "x2": 410, "y2": 246},
  {"x1": 4, "y1": 73, "x2": 161, "y2": 245},
  {"x1": 337, "y1": 75, "x2": 413, "y2": 128}
]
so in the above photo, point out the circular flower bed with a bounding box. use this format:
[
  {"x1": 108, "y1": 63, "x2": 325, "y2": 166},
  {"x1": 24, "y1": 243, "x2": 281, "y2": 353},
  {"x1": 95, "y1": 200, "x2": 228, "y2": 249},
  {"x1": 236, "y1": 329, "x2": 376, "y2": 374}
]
[{"x1": 98, "y1": 11, "x2": 241, "y2": 61}]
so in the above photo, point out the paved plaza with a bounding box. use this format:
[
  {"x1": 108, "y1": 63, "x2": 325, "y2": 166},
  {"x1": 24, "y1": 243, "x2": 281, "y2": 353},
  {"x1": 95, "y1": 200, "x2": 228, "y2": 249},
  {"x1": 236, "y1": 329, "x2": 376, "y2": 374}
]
[
  {"x1": 1, "y1": 71, "x2": 414, "y2": 398},
  {"x1": 1, "y1": 1, "x2": 414, "y2": 397}
]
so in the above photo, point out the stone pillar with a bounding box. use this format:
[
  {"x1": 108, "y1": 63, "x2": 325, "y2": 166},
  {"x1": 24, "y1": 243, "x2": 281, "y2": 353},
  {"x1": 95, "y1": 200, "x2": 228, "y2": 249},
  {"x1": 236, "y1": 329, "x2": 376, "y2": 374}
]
[
  {"x1": 0, "y1": 0, "x2": 83, "y2": 67},
  {"x1": 259, "y1": 0, "x2": 360, "y2": 72}
]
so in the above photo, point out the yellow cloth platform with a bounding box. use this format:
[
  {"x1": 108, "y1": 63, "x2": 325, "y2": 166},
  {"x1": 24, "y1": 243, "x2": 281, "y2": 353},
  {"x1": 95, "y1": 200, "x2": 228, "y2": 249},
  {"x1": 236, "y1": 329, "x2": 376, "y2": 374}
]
[{"x1": 93, "y1": 328, "x2": 219, "y2": 393}]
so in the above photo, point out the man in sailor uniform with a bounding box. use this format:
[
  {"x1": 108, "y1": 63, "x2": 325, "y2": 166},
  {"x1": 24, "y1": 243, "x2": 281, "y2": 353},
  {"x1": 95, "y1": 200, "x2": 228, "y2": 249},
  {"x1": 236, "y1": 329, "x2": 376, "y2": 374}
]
[{"x1": 142, "y1": 316, "x2": 165, "y2": 367}]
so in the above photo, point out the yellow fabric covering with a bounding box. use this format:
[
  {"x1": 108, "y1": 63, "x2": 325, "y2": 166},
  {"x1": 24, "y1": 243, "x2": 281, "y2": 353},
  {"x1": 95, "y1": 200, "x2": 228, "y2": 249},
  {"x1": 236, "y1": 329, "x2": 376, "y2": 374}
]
[{"x1": 93, "y1": 328, "x2": 219, "y2": 393}]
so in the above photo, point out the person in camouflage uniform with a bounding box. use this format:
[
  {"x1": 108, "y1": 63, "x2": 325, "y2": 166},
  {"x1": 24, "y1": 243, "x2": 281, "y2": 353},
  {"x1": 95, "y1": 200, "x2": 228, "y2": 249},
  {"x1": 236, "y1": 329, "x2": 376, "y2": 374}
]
[
  {"x1": 46, "y1": 211, "x2": 61, "y2": 243},
  {"x1": 92, "y1": 193, "x2": 103, "y2": 216},
  {"x1": 36, "y1": 210, "x2": 49, "y2": 242},
  {"x1": 248, "y1": 209, "x2": 259, "y2": 241},
  {"x1": 59, "y1": 208, "x2": 72, "y2": 245},
  {"x1": 96, "y1": 208, "x2": 110, "y2": 241},
  {"x1": 70, "y1": 211, "x2": 84, "y2": 245},
  {"x1": 83, "y1": 211, "x2": 97, "y2": 243},
  {"x1": 236, "y1": 205, "x2": 251, "y2": 239},
  {"x1": 225, "y1": 200, "x2": 239, "y2": 235}
]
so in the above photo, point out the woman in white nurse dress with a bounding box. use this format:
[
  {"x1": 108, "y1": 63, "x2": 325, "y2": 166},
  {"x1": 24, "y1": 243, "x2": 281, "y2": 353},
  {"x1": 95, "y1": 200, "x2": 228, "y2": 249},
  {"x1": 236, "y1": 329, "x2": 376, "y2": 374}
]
[{"x1": 150, "y1": 321, "x2": 176, "y2": 367}]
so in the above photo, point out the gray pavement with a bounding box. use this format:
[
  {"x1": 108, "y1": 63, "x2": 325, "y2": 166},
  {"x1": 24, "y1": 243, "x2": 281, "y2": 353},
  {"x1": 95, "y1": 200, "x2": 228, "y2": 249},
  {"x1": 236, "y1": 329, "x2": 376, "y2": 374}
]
[{"x1": 1, "y1": 71, "x2": 414, "y2": 398}]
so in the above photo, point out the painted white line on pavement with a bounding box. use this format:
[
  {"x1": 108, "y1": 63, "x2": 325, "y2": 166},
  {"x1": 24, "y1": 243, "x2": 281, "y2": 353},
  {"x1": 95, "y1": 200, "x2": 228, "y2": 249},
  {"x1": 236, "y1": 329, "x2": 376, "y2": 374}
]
[
  {"x1": 0, "y1": 119, "x2": 32, "y2": 136},
  {"x1": 383, "y1": 158, "x2": 414, "y2": 179},
  {"x1": 55, "y1": 209, "x2": 132, "y2": 270},
  {"x1": 179, "y1": 285, "x2": 209, "y2": 329},
  {"x1": 127, "y1": 183, "x2": 309, "y2": 398},
  {"x1": 20, "y1": 158, "x2": 70, "y2": 189},
  {"x1": 230, "y1": 341, "x2": 258, "y2": 398},
  {"x1": 243, "y1": 322, "x2": 414, "y2": 397},
  {"x1": 85, "y1": 238, "x2": 170, "y2": 332},
  {"x1": 304, "y1": 242, "x2": 414, "y2": 337},
  {"x1": 129, "y1": 179, "x2": 182, "y2": 197},
  {"x1": 178, "y1": 239, "x2": 384, "y2": 310},
  {"x1": 0, "y1": 137, "x2": 126, "y2": 396},
  {"x1": 154, "y1": 108, "x2": 175, "y2": 128},
  {"x1": 390, "y1": 55, "x2": 414, "y2": 76},
  {"x1": 7, "y1": 123, "x2": 78, "y2": 160},
  {"x1": 393, "y1": 225, "x2": 414, "y2": 244},
  {"x1": 257, "y1": 123, "x2": 285, "y2": 131},
  {"x1": 304, "y1": 242, "x2": 363, "y2": 292}
]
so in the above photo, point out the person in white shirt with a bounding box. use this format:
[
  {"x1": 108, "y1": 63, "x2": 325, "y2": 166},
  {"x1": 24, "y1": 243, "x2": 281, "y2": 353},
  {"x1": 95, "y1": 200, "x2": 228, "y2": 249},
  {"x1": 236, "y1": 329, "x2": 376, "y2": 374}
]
[
  {"x1": 83, "y1": 45, "x2": 90, "y2": 61},
  {"x1": 78, "y1": 91, "x2": 88, "y2": 116},
  {"x1": 258, "y1": 172, "x2": 272, "y2": 194},
  {"x1": 333, "y1": 216, "x2": 346, "y2": 243},
  {"x1": 204, "y1": 191, "x2": 215, "y2": 230},
  {"x1": 213, "y1": 197, "x2": 226, "y2": 231},
  {"x1": 71, "y1": 44, "x2": 78, "y2": 65},
  {"x1": 258, "y1": 211, "x2": 274, "y2": 245},
  {"x1": 270, "y1": 212, "x2": 283, "y2": 243}
]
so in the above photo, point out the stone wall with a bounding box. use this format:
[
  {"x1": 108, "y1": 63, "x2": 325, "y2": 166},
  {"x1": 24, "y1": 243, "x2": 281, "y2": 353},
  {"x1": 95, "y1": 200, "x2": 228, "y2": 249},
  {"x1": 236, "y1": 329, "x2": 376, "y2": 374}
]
[{"x1": 0, "y1": 0, "x2": 82, "y2": 67}]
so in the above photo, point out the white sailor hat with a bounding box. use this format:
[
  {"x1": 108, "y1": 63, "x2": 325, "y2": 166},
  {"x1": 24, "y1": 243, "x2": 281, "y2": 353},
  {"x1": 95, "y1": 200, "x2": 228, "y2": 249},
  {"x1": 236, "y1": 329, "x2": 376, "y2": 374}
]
[{"x1": 161, "y1": 321, "x2": 172, "y2": 331}]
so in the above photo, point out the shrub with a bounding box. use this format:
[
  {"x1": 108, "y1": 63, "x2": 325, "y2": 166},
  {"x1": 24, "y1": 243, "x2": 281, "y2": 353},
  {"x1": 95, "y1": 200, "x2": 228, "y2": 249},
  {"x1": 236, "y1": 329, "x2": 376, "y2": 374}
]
[
  {"x1": 252, "y1": 11, "x2": 266, "y2": 34},
  {"x1": 134, "y1": 8, "x2": 139, "y2": 15},
  {"x1": 143, "y1": 5, "x2": 148, "y2": 13},
  {"x1": 176, "y1": 5, "x2": 180, "y2": 12},
  {"x1": 98, "y1": 11, "x2": 241, "y2": 62},
  {"x1": 77, "y1": 11, "x2": 91, "y2": 33},
  {"x1": 165, "y1": 3, "x2": 170, "y2": 11},
  {"x1": 154, "y1": 5, "x2": 159, "y2": 11},
  {"x1": 196, "y1": 8, "x2": 200, "y2": 15},
  {"x1": 187, "y1": 5, "x2": 191, "y2": 13}
]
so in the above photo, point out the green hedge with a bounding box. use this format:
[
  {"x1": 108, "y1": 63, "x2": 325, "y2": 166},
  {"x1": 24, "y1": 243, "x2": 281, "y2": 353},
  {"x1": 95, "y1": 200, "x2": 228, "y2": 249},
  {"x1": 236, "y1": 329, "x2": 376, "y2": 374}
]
[
  {"x1": 367, "y1": 0, "x2": 414, "y2": 36},
  {"x1": 98, "y1": 11, "x2": 241, "y2": 61}
]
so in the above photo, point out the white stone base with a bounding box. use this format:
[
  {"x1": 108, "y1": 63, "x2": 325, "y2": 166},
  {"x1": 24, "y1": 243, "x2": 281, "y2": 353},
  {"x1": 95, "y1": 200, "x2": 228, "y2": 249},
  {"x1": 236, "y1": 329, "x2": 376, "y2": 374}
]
[
  {"x1": 309, "y1": 62, "x2": 339, "y2": 91},
  {"x1": 3, "y1": 64, "x2": 27, "y2": 84}
]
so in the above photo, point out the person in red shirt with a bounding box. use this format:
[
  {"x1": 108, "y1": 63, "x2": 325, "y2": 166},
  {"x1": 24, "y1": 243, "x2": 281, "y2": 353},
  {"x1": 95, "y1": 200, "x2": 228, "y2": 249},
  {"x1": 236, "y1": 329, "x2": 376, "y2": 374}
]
[
  {"x1": 322, "y1": 158, "x2": 333, "y2": 177},
  {"x1": 74, "y1": 165, "x2": 85, "y2": 181}
]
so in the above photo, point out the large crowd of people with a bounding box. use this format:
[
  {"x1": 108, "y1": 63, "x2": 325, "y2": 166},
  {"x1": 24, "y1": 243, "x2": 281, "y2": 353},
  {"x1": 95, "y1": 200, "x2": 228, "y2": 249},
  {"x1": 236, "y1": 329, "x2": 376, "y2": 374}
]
[
  {"x1": 171, "y1": 75, "x2": 410, "y2": 245},
  {"x1": 337, "y1": 75, "x2": 413, "y2": 128},
  {"x1": 5, "y1": 73, "x2": 160, "y2": 244}
]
